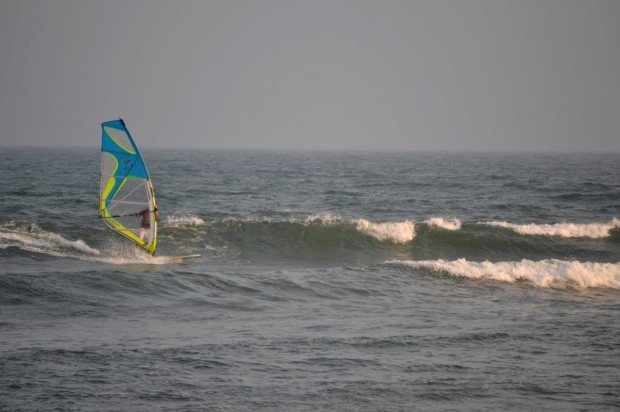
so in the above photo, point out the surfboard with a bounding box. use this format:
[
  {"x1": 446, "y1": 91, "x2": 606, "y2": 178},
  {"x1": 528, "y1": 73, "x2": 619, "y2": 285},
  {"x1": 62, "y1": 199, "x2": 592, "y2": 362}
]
[{"x1": 167, "y1": 254, "x2": 202, "y2": 264}]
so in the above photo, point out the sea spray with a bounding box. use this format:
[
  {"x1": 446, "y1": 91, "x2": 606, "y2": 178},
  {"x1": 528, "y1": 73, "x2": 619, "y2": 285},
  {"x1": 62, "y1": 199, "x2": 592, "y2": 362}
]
[{"x1": 0, "y1": 221, "x2": 175, "y2": 265}]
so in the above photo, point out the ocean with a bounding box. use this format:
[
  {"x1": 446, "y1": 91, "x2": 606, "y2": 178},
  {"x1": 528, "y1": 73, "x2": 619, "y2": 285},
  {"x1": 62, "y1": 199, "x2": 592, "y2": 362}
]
[{"x1": 1, "y1": 148, "x2": 619, "y2": 410}]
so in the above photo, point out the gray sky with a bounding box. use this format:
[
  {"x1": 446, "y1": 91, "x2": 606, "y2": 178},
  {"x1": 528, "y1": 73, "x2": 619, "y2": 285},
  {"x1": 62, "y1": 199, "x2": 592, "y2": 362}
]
[{"x1": 1, "y1": 0, "x2": 619, "y2": 151}]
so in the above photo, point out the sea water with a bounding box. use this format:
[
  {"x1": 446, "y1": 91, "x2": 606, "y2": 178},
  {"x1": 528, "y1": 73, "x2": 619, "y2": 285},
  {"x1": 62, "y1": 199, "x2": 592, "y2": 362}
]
[{"x1": 1, "y1": 148, "x2": 619, "y2": 410}]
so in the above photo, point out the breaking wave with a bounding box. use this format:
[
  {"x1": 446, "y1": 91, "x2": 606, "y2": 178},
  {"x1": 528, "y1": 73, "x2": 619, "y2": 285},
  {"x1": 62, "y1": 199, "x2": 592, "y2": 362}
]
[
  {"x1": 164, "y1": 213, "x2": 206, "y2": 227},
  {"x1": 484, "y1": 219, "x2": 620, "y2": 238},
  {"x1": 3, "y1": 216, "x2": 619, "y2": 266},
  {"x1": 164, "y1": 213, "x2": 618, "y2": 239},
  {"x1": 355, "y1": 219, "x2": 416, "y2": 243},
  {"x1": 425, "y1": 217, "x2": 462, "y2": 231},
  {"x1": 0, "y1": 221, "x2": 100, "y2": 256},
  {"x1": 306, "y1": 214, "x2": 417, "y2": 243},
  {"x1": 0, "y1": 221, "x2": 176, "y2": 265},
  {"x1": 304, "y1": 213, "x2": 342, "y2": 225},
  {"x1": 387, "y1": 259, "x2": 620, "y2": 289},
  {"x1": 164, "y1": 213, "x2": 466, "y2": 244}
]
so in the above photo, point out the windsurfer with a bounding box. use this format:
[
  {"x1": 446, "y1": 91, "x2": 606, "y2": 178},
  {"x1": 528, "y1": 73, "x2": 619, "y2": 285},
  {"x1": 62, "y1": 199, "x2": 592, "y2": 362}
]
[{"x1": 138, "y1": 208, "x2": 159, "y2": 243}]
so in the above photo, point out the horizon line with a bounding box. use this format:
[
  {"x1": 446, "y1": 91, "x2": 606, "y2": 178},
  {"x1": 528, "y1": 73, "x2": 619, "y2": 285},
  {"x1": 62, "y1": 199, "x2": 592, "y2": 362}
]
[{"x1": 1, "y1": 143, "x2": 619, "y2": 155}]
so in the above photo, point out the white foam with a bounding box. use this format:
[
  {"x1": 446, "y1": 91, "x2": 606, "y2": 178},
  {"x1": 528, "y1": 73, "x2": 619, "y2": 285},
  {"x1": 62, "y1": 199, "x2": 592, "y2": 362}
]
[
  {"x1": 355, "y1": 219, "x2": 416, "y2": 243},
  {"x1": 484, "y1": 219, "x2": 619, "y2": 238},
  {"x1": 0, "y1": 221, "x2": 177, "y2": 265},
  {"x1": 0, "y1": 222, "x2": 100, "y2": 256},
  {"x1": 94, "y1": 252, "x2": 170, "y2": 265},
  {"x1": 304, "y1": 215, "x2": 417, "y2": 243},
  {"x1": 164, "y1": 213, "x2": 205, "y2": 227},
  {"x1": 388, "y1": 258, "x2": 620, "y2": 289},
  {"x1": 304, "y1": 213, "x2": 341, "y2": 225},
  {"x1": 426, "y1": 217, "x2": 462, "y2": 231}
]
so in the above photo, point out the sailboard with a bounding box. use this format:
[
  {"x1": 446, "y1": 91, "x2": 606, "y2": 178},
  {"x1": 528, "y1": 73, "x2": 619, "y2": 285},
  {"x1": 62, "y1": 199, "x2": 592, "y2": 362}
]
[
  {"x1": 99, "y1": 119, "x2": 158, "y2": 255},
  {"x1": 167, "y1": 254, "x2": 202, "y2": 264}
]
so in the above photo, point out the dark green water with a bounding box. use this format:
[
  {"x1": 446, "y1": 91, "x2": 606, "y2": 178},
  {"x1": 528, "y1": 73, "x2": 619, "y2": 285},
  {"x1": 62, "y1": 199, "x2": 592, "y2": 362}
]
[{"x1": 1, "y1": 148, "x2": 619, "y2": 410}]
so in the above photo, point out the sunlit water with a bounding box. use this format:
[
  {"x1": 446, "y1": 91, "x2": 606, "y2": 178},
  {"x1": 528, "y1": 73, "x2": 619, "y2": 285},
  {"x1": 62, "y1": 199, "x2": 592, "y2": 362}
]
[{"x1": 1, "y1": 148, "x2": 619, "y2": 410}]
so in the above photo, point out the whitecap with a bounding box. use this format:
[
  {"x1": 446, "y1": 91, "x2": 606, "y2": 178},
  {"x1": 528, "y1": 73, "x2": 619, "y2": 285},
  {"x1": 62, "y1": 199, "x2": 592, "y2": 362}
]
[
  {"x1": 0, "y1": 222, "x2": 100, "y2": 256},
  {"x1": 356, "y1": 219, "x2": 416, "y2": 243},
  {"x1": 164, "y1": 213, "x2": 205, "y2": 227},
  {"x1": 426, "y1": 217, "x2": 462, "y2": 231},
  {"x1": 484, "y1": 219, "x2": 619, "y2": 238},
  {"x1": 304, "y1": 213, "x2": 342, "y2": 225},
  {"x1": 387, "y1": 258, "x2": 620, "y2": 289}
]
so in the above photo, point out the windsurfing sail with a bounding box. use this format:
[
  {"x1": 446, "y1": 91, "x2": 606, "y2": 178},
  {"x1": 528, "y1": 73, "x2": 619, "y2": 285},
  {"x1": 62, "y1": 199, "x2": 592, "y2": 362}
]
[{"x1": 99, "y1": 119, "x2": 158, "y2": 255}]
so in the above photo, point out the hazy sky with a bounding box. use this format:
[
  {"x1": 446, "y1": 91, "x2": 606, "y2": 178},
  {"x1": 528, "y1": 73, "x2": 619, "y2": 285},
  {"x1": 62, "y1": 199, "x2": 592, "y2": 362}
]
[{"x1": 1, "y1": 0, "x2": 619, "y2": 151}]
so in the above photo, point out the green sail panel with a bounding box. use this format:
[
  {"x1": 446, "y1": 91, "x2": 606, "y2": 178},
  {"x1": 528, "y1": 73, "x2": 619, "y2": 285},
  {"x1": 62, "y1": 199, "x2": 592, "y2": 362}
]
[{"x1": 99, "y1": 119, "x2": 158, "y2": 255}]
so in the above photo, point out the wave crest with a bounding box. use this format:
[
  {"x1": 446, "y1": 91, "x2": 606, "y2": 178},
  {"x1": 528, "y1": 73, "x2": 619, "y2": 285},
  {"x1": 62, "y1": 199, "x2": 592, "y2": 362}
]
[
  {"x1": 287, "y1": 214, "x2": 417, "y2": 244},
  {"x1": 388, "y1": 258, "x2": 620, "y2": 289},
  {"x1": 355, "y1": 219, "x2": 416, "y2": 243},
  {"x1": 426, "y1": 217, "x2": 462, "y2": 231},
  {"x1": 0, "y1": 221, "x2": 100, "y2": 256},
  {"x1": 484, "y1": 219, "x2": 619, "y2": 238},
  {"x1": 164, "y1": 213, "x2": 205, "y2": 227},
  {"x1": 0, "y1": 221, "x2": 178, "y2": 265},
  {"x1": 304, "y1": 213, "x2": 341, "y2": 225}
]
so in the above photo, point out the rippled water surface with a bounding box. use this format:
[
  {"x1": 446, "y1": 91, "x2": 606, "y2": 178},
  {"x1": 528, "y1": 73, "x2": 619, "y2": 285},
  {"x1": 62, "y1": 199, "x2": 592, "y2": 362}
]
[{"x1": 1, "y1": 148, "x2": 619, "y2": 410}]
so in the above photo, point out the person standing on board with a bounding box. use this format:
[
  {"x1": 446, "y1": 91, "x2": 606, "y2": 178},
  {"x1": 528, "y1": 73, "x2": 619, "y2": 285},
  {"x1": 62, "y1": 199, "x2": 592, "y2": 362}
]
[{"x1": 138, "y1": 208, "x2": 159, "y2": 243}]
